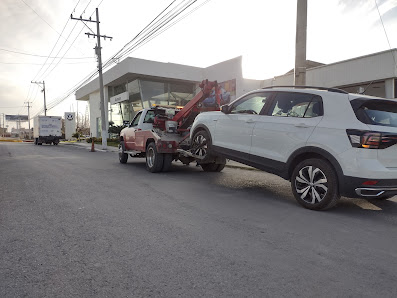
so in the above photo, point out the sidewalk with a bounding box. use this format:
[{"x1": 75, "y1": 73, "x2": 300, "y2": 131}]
[{"x1": 61, "y1": 140, "x2": 256, "y2": 170}]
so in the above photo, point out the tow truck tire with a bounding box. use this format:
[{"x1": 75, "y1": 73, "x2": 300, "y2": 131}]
[
  {"x1": 162, "y1": 154, "x2": 173, "y2": 172},
  {"x1": 119, "y1": 142, "x2": 128, "y2": 164},
  {"x1": 146, "y1": 142, "x2": 164, "y2": 173}
]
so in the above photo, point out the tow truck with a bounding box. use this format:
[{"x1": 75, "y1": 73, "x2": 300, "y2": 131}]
[{"x1": 119, "y1": 79, "x2": 227, "y2": 172}]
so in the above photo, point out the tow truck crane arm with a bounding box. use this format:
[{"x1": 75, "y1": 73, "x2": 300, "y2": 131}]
[{"x1": 172, "y1": 80, "x2": 221, "y2": 130}]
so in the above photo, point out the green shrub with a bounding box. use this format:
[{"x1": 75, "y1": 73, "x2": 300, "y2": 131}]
[{"x1": 86, "y1": 137, "x2": 119, "y2": 144}]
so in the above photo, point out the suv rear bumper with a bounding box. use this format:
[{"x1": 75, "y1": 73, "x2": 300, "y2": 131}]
[
  {"x1": 340, "y1": 176, "x2": 397, "y2": 198},
  {"x1": 355, "y1": 187, "x2": 397, "y2": 197}
]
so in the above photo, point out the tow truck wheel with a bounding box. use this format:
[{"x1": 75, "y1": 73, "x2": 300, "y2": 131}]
[
  {"x1": 119, "y1": 141, "x2": 128, "y2": 164},
  {"x1": 146, "y1": 142, "x2": 164, "y2": 172},
  {"x1": 162, "y1": 154, "x2": 173, "y2": 172}
]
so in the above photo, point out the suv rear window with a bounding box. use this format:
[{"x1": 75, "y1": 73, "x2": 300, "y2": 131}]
[{"x1": 350, "y1": 98, "x2": 397, "y2": 128}]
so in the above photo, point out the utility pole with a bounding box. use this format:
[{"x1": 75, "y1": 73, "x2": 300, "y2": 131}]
[
  {"x1": 31, "y1": 81, "x2": 47, "y2": 116},
  {"x1": 71, "y1": 8, "x2": 112, "y2": 150},
  {"x1": 294, "y1": 0, "x2": 307, "y2": 86},
  {"x1": 24, "y1": 101, "x2": 32, "y2": 139},
  {"x1": 0, "y1": 113, "x2": 4, "y2": 137}
]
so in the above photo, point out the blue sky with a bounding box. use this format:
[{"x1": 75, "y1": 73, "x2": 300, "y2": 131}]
[{"x1": 0, "y1": 0, "x2": 396, "y2": 128}]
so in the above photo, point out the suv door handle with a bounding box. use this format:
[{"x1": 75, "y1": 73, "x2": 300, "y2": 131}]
[
  {"x1": 294, "y1": 123, "x2": 309, "y2": 128},
  {"x1": 246, "y1": 119, "x2": 255, "y2": 123}
]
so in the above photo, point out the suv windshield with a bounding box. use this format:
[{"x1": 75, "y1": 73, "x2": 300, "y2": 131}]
[{"x1": 350, "y1": 97, "x2": 397, "y2": 128}]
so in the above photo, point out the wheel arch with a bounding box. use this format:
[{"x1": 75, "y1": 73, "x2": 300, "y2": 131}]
[
  {"x1": 145, "y1": 138, "x2": 156, "y2": 149},
  {"x1": 191, "y1": 124, "x2": 213, "y2": 144},
  {"x1": 286, "y1": 147, "x2": 344, "y2": 182}
]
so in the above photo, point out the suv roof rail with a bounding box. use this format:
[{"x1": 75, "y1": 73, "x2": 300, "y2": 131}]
[{"x1": 262, "y1": 85, "x2": 348, "y2": 94}]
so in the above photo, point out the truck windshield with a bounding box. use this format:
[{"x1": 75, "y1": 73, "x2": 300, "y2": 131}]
[{"x1": 350, "y1": 98, "x2": 397, "y2": 128}]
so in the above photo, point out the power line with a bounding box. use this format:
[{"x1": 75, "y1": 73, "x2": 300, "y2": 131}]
[
  {"x1": 0, "y1": 61, "x2": 94, "y2": 65},
  {"x1": 20, "y1": 0, "x2": 61, "y2": 36},
  {"x1": 0, "y1": 47, "x2": 94, "y2": 59},
  {"x1": 36, "y1": 0, "x2": 204, "y2": 115},
  {"x1": 36, "y1": 0, "x2": 104, "y2": 81},
  {"x1": 32, "y1": 0, "x2": 209, "y2": 117},
  {"x1": 117, "y1": 0, "x2": 203, "y2": 60},
  {"x1": 0, "y1": 106, "x2": 25, "y2": 109},
  {"x1": 375, "y1": 0, "x2": 396, "y2": 66},
  {"x1": 30, "y1": 0, "x2": 85, "y2": 82},
  {"x1": 132, "y1": 0, "x2": 212, "y2": 54}
]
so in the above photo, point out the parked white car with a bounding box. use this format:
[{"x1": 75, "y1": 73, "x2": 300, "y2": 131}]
[{"x1": 190, "y1": 86, "x2": 397, "y2": 210}]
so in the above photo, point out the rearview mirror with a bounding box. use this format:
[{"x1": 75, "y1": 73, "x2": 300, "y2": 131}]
[{"x1": 221, "y1": 105, "x2": 230, "y2": 114}]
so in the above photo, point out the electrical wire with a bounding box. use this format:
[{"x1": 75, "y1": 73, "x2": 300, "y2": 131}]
[
  {"x1": 31, "y1": 0, "x2": 209, "y2": 117},
  {"x1": 111, "y1": 0, "x2": 196, "y2": 63},
  {"x1": 0, "y1": 61, "x2": 94, "y2": 65},
  {"x1": 375, "y1": 0, "x2": 396, "y2": 67},
  {"x1": 39, "y1": 0, "x2": 203, "y2": 115},
  {"x1": 120, "y1": 0, "x2": 212, "y2": 60},
  {"x1": 101, "y1": 0, "x2": 177, "y2": 71},
  {"x1": 40, "y1": 0, "x2": 103, "y2": 80},
  {"x1": 32, "y1": 0, "x2": 90, "y2": 81},
  {"x1": 0, "y1": 47, "x2": 94, "y2": 59},
  {"x1": 33, "y1": 0, "x2": 178, "y2": 116}
]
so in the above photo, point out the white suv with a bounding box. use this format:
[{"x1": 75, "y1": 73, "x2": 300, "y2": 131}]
[{"x1": 190, "y1": 86, "x2": 397, "y2": 210}]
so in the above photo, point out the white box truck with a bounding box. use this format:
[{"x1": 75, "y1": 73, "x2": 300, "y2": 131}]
[{"x1": 33, "y1": 116, "x2": 62, "y2": 145}]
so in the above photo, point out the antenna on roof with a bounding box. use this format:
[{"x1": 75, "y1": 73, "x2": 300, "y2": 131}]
[{"x1": 360, "y1": 81, "x2": 374, "y2": 95}]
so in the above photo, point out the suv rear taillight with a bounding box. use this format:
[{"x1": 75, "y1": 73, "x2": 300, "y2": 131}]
[{"x1": 346, "y1": 129, "x2": 397, "y2": 149}]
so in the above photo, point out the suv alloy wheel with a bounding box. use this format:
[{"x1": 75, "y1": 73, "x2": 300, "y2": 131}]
[{"x1": 291, "y1": 158, "x2": 340, "y2": 210}]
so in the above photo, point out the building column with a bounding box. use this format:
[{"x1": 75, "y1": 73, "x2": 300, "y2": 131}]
[{"x1": 385, "y1": 78, "x2": 395, "y2": 99}]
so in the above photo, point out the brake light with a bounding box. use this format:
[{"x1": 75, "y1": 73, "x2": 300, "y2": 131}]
[
  {"x1": 346, "y1": 130, "x2": 397, "y2": 149},
  {"x1": 362, "y1": 180, "x2": 378, "y2": 186}
]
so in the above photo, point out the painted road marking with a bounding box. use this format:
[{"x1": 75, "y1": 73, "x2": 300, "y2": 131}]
[{"x1": 350, "y1": 198, "x2": 382, "y2": 211}]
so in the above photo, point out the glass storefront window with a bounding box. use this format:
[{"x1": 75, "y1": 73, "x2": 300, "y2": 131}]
[
  {"x1": 109, "y1": 79, "x2": 195, "y2": 126},
  {"x1": 140, "y1": 80, "x2": 168, "y2": 107},
  {"x1": 169, "y1": 82, "x2": 195, "y2": 106},
  {"x1": 140, "y1": 80, "x2": 195, "y2": 108}
]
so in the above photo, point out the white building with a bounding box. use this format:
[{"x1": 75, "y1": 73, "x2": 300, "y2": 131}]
[
  {"x1": 76, "y1": 49, "x2": 397, "y2": 137},
  {"x1": 262, "y1": 49, "x2": 397, "y2": 98}
]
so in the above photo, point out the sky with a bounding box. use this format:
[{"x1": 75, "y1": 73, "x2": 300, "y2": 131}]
[{"x1": 1, "y1": 0, "x2": 397, "y2": 129}]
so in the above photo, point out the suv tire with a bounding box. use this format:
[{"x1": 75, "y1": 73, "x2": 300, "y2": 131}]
[
  {"x1": 192, "y1": 130, "x2": 214, "y2": 163},
  {"x1": 291, "y1": 158, "x2": 340, "y2": 210},
  {"x1": 201, "y1": 160, "x2": 226, "y2": 172}
]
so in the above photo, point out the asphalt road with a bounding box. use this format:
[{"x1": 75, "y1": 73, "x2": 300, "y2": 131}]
[{"x1": 1, "y1": 142, "x2": 397, "y2": 297}]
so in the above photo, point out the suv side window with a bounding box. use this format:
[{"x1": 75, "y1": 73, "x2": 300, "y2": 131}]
[
  {"x1": 130, "y1": 111, "x2": 142, "y2": 127},
  {"x1": 229, "y1": 92, "x2": 270, "y2": 115},
  {"x1": 270, "y1": 92, "x2": 323, "y2": 118},
  {"x1": 350, "y1": 98, "x2": 397, "y2": 128}
]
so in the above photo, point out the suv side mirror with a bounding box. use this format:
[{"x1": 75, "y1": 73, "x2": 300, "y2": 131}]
[{"x1": 221, "y1": 105, "x2": 230, "y2": 114}]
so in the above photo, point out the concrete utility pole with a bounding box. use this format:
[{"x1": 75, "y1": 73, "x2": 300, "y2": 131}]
[
  {"x1": 71, "y1": 9, "x2": 112, "y2": 150},
  {"x1": 24, "y1": 101, "x2": 32, "y2": 139},
  {"x1": 0, "y1": 112, "x2": 4, "y2": 137},
  {"x1": 31, "y1": 81, "x2": 47, "y2": 116},
  {"x1": 295, "y1": 0, "x2": 307, "y2": 86}
]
